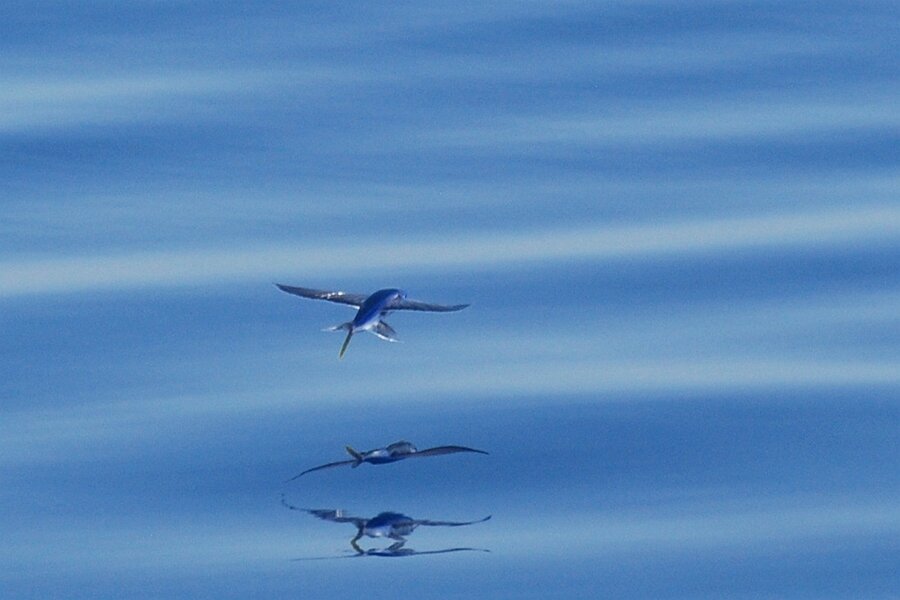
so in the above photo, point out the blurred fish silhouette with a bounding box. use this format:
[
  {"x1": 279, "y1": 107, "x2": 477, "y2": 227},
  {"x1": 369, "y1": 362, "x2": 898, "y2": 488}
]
[
  {"x1": 292, "y1": 546, "x2": 488, "y2": 560},
  {"x1": 282, "y1": 496, "x2": 491, "y2": 557},
  {"x1": 286, "y1": 440, "x2": 488, "y2": 481},
  {"x1": 275, "y1": 284, "x2": 469, "y2": 358}
]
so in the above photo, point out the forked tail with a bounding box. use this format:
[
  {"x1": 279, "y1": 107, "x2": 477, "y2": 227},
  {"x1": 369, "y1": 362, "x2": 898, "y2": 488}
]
[
  {"x1": 345, "y1": 445, "x2": 364, "y2": 467},
  {"x1": 322, "y1": 322, "x2": 354, "y2": 359}
]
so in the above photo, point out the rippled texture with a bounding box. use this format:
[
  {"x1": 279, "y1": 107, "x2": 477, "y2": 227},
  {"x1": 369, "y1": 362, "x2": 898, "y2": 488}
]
[{"x1": 1, "y1": 2, "x2": 898, "y2": 598}]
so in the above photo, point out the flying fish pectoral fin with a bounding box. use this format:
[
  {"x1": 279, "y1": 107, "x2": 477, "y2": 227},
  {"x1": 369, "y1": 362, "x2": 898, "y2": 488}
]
[
  {"x1": 391, "y1": 298, "x2": 470, "y2": 312},
  {"x1": 284, "y1": 458, "x2": 357, "y2": 482},
  {"x1": 413, "y1": 445, "x2": 490, "y2": 457},
  {"x1": 371, "y1": 320, "x2": 400, "y2": 342},
  {"x1": 274, "y1": 284, "x2": 367, "y2": 307}
]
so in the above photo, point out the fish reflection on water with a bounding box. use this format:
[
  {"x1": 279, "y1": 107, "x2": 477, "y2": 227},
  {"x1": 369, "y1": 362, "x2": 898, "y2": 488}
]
[
  {"x1": 286, "y1": 440, "x2": 488, "y2": 481},
  {"x1": 323, "y1": 546, "x2": 489, "y2": 558},
  {"x1": 282, "y1": 496, "x2": 491, "y2": 558}
]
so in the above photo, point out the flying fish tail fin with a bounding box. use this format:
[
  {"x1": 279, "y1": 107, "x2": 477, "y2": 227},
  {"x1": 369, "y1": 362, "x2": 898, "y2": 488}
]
[
  {"x1": 345, "y1": 445, "x2": 364, "y2": 467},
  {"x1": 338, "y1": 329, "x2": 354, "y2": 359}
]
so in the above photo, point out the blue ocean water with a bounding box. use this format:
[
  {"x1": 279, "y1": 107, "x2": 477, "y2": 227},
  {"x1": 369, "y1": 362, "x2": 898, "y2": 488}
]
[{"x1": 1, "y1": 2, "x2": 898, "y2": 598}]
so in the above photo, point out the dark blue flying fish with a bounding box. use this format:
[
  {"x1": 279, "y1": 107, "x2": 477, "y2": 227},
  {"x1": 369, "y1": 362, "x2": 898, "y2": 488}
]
[
  {"x1": 286, "y1": 440, "x2": 488, "y2": 481},
  {"x1": 275, "y1": 284, "x2": 469, "y2": 358}
]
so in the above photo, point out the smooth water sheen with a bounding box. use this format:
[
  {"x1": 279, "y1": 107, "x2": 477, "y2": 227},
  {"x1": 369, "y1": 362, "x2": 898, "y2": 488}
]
[{"x1": 1, "y1": 2, "x2": 898, "y2": 598}]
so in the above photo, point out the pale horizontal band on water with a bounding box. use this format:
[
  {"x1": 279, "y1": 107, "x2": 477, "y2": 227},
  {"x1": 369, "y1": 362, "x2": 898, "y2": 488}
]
[
  {"x1": 1, "y1": 494, "x2": 895, "y2": 570},
  {"x1": 1, "y1": 357, "x2": 896, "y2": 467},
  {"x1": 2, "y1": 205, "x2": 897, "y2": 297}
]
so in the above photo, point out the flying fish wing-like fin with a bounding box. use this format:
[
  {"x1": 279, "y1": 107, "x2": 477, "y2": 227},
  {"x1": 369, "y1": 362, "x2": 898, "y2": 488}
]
[
  {"x1": 285, "y1": 459, "x2": 357, "y2": 482},
  {"x1": 410, "y1": 445, "x2": 489, "y2": 458},
  {"x1": 388, "y1": 298, "x2": 470, "y2": 312},
  {"x1": 275, "y1": 284, "x2": 367, "y2": 307},
  {"x1": 304, "y1": 509, "x2": 368, "y2": 528},
  {"x1": 280, "y1": 497, "x2": 368, "y2": 527},
  {"x1": 413, "y1": 515, "x2": 492, "y2": 528}
]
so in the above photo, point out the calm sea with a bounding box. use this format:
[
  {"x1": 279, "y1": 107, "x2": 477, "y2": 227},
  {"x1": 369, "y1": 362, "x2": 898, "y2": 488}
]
[{"x1": 2, "y1": 2, "x2": 898, "y2": 598}]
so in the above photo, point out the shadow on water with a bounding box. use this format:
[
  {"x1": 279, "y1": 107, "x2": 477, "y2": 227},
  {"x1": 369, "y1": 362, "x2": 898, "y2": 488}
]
[{"x1": 281, "y1": 495, "x2": 491, "y2": 559}]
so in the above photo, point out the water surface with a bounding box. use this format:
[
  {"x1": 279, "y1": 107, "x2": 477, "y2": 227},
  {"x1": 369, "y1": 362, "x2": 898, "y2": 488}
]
[{"x1": 1, "y1": 2, "x2": 898, "y2": 598}]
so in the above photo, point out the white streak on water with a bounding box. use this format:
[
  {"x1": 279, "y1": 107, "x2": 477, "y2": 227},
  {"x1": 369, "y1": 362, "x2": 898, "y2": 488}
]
[
  {"x1": 483, "y1": 499, "x2": 900, "y2": 558},
  {"x1": 2, "y1": 357, "x2": 896, "y2": 466},
  {"x1": 417, "y1": 92, "x2": 900, "y2": 148},
  {"x1": 0, "y1": 68, "x2": 350, "y2": 133},
  {"x1": 1, "y1": 496, "x2": 895, "y2": 571},
  {"x1": 2, "y1": 205, "x2": 897, "y2": 297}
]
